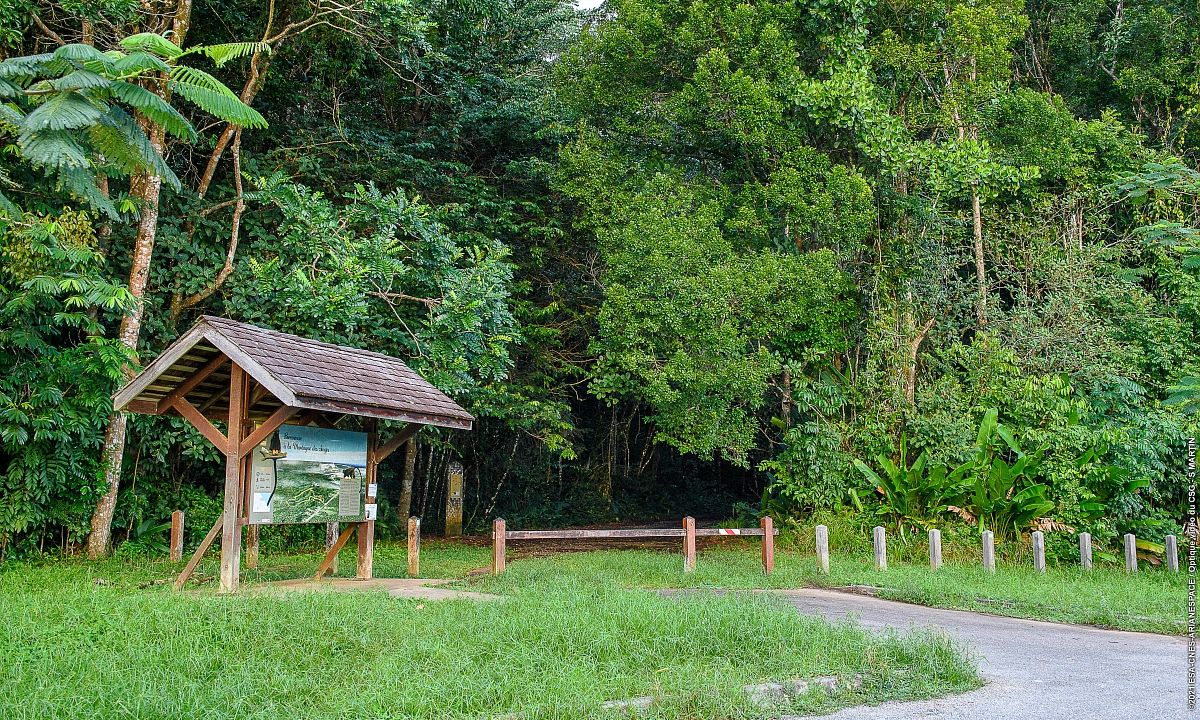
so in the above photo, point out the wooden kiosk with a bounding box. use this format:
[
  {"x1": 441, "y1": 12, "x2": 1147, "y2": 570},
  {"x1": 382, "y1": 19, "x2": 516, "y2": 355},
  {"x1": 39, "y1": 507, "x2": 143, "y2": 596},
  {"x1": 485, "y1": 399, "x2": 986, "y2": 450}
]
[{"x1": 112, "y1": 316, "x2": 473, "y2": 593}]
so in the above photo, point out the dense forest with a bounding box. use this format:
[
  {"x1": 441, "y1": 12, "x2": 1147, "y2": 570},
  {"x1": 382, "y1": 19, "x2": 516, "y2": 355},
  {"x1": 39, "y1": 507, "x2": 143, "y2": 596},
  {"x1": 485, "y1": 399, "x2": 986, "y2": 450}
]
[{"x1": 0, "y1": 0, "x2": 1196, "y2": 563}]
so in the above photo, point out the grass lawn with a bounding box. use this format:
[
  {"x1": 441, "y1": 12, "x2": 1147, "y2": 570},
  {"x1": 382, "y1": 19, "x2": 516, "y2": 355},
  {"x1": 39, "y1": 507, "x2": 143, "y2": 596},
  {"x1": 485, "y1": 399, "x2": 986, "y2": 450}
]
[
  {"x1": 0, "y1": 542, "x2": 978, "y2": 720},
  {"x1": 467, "y1": 544, "x2": 1185, "y2": 635}
]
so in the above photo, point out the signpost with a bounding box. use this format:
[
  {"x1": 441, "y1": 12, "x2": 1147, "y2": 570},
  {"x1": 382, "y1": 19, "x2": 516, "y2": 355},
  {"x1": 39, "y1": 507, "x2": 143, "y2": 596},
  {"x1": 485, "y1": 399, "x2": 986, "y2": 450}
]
[
  {"x1": 445, "y1": 461, "x2": 464, "y2": 537},
  {"x1": 111, "y1": 316, "x2": 474, "y2": 593},
  {"x1": 247, "y1": 425, "x2": 368, "y2": 525}
]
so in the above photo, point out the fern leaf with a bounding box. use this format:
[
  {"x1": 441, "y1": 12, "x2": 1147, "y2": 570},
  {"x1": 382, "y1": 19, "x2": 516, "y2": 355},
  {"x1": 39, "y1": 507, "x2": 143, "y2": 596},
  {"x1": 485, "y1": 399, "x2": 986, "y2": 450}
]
[
  {"x1": 187, "y1": 42, "x2": 271, "y2": 68},
  {"x1": 168, "y1": 66, "x2": 267, "y2": 128},
  {"x1": 55, "y1": 166, "x2": 119, "y2": 218},
  {"x1": 0, "y1": 102, "x2": 24, "y2": 125},
  {"x1": 0, "y1": 188, "x2": 20, "y2": 218},
  {"x1": 24, "y1": 91, "x2": 105, "y2": 131},
  {"x1": 94, "y1": 106, "x2": 182, "y2": 191},
  {"x1": 110, "y1": 51, "x2": 172, "y2": 77},
  {"x1": 51, "y1": 44, "x2": 117, "y2": 74},
  {"x1": 0, "y1": 77, "x2": 23, "y2": 98},
  {"x1": 0, "y1": 54, "x2": 53, "y2": 82},
  {"x1": 120, "y1": 33, "x2": 185, "y2": 60},
  {"x1": 45, "y1": 69, "x2": 112, "y2": 92},
  {"x1": 119, "y1": 33, "x2": 184, "y2": 59},
  {"x1": 17, "y1": 128, "x2": 90, "y2": 169},
  {"x1": 108, "y1": 80, "x2": 196, "y2": 141}
]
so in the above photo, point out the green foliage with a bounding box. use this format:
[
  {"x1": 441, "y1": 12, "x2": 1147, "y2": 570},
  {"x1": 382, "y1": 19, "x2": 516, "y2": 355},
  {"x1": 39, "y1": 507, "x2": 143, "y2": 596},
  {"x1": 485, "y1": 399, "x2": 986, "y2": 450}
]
[
  {"x1": 0, "y1": 33, "x2": 265, "y2": 216},
  {"x1": 852, "y1": 438, "x2": 968, "y2": 540},
  {"x1": 0, "y1": 210, "x2": 134, "y2": 554}
]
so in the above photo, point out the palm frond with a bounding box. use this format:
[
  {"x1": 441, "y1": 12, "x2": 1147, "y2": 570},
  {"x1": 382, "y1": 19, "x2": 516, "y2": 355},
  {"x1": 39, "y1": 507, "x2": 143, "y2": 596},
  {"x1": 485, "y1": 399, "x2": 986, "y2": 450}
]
[
  {"x1": 168, "y1": 66, "x2": 267, "y2": 128},
  {"x1": 17, "y1": 128, "x2": 90, "y2": 169},
  {"x1": 110, "y1": 51, "x2": 172, "y2": 77},
  {"x1": 186, "y1": 42, "x2": 271, "y2": 68},
  {"x1": 119, "y1": 33, "x2": 184, "y2": 60},
  {"x1": 108, "y1": 80, "x2": 196, "y2": 141},
  {"x1": 24, "y1": 91, "x2": 105, "y2": 131}
]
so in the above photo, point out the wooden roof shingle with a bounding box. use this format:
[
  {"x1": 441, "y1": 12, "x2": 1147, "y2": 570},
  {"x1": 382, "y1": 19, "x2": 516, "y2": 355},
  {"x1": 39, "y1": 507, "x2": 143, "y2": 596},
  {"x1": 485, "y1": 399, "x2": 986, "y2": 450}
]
[{"x1": 113, "y1": 316, "x2": 473, "y2": 429}]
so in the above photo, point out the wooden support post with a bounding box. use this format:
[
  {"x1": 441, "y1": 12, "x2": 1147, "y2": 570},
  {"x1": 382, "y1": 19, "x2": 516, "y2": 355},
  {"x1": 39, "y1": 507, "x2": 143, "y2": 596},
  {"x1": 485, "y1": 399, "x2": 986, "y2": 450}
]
[
  {"x1": 492, "y1": 518, "x2": 506, "y2": 575},
  {"x1": 1166, "y1": 534, "x2": 1179, "y2": 572},
  {"x1": 683, "y1": 516, "x2": 697, "y2": 572},
  {"x1": 1031, "y1": 530, "x2": 1046, "y2": 573},
  {"x1": 218, "y1": 365, "x2": 246, "y2": 594},
  {"x1": 315, "y1": 524, "x2": 357, "y2": 579},
  {"x1": 324, "y1": 522, "x2": 339, "y2": 576},
  {"x1": 1124, "y1": 533, "x2": 1138, "y2": 573},
  {"x1": 928, "y1": 528, "x2": 942, "y2": 571},
  {"x1": 1079, "y1": 532, "x2": 1092, "y2": 570},
  {"x1": 408, "y1": 516, "x2": 421, "y2": 577},
  {"x1": 174, "y1": 516, "x2": 222, "y2": 590},
  {"x1": 760, "y1": 516, "x2": 774, "y2": 575},
  {"x1": 445, "y1": 462, "x2": 464, "y2": 537},
  {"x1": 981, "y1": 530, "x2": 996, "y2": 574},
  {"x1": 873, "y1": 526, "x2": 887, "y2": 571},
  {"x1": 815, "y1": 524, "x2": 830, "y2": 574},
  {"x1": 357, "y1": 428, "x2": 378, "y2": 580},
  {"x1": 169, "y1": 510, "x2": 184, "y2": 562},
  {"x1": 245, "y1": 524, "x2": 259, "y2": 569}
]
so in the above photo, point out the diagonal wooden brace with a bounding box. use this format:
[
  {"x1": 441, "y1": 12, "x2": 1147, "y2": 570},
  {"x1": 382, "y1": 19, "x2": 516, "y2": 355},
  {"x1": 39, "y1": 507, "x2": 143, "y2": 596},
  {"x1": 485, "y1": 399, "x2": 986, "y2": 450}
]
[{"x1": 315, "y1": 524, "x2": 357, "y2": 579}]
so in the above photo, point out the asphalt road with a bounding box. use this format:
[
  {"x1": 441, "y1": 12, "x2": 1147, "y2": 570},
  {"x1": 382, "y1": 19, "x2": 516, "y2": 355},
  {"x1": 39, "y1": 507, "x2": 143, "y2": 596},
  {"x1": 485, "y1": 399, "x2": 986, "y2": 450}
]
[{"x1": 775, "y1": 588, "x2": 1188, "y2": 720}]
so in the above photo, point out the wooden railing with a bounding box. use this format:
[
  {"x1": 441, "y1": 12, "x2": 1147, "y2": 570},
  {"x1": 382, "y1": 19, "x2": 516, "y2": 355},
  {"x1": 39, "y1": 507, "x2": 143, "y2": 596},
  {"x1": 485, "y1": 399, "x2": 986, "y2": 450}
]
[{"x1": 491, "y1": 516, "x2": 777, "y2": 575}]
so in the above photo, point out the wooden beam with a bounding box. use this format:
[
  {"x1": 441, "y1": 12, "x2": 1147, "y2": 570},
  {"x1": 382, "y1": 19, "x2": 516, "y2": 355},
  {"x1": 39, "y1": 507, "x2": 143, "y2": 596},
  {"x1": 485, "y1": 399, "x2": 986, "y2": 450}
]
[
  {"x1": 158, "y1": 353, "x2": 229, "y2": 413},
  {"x1": 124, "y1": 399, "x2": 159, "y2": 415},
  {"x1": 239, "y1": 405, "x2": 299, "y2": 458},
  {"x1": 357, "y1": 427, "x2": 378, "y2": 579},
  {"x1": 174, "y1": 515, "x2": 223, "y2": 590},
  {"x1": 376, "y1": 423, "x2": 420, "y2": 463},
  {"x1": 315, "y1": 524, "x2": 357, "y2": 579},
  {"x1": 173, "y1": 396, "x2": 228, "y2": 450},
  {"x1": 218, "y1": 366, "x2": 246, "y2": 593}
]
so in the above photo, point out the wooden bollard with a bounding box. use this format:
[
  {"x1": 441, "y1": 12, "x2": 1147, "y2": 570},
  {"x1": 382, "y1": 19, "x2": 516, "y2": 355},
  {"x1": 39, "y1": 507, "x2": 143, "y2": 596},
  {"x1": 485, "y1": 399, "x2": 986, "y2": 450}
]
[
  {"x1": 245, "y1": 524, "x2": 259, "y2": 569},
  {"x1": 1031, "y1": 531, "x2": 1046, "y2": 573},
  {"x1": 1166, "y1": 534, "x2": 1179, "y2": 572},
  {"x1": 981, "y1": 530, "x2": 996, "y2": 573},
  {"x1": 1124, "y1": 533, "x2": 1137, "y2": 573},
  {"x1": 407, "y1": 516, "x2": 421, "y2": 577},
  {"x1": 815, "y1": 524, "x2": 830, "y2": 574},
  {"x1": 492, "y1": 518, "x2": 506, "y2": 575},
  {"x1": 760, "y1": 516, "x2": 774, "y2": 575},
  {"x1": 683, "y1": 516, "x2": 697, "y2": 572},
  {"x1": 873, "y1": 526, "x2": 887, "y2": 571},
  {"x1": 169, "y1": 510, "x2": 184, "y2": 562},
  {"x1": 928, "y1": 528, "x2": 942, "y2": 571},
  {"x1": 1079, "y1": 532, "x2": 1092, "y2": 570},
  {"x1": 324, "y1": 521, "x2": 339, "y2": 576}
]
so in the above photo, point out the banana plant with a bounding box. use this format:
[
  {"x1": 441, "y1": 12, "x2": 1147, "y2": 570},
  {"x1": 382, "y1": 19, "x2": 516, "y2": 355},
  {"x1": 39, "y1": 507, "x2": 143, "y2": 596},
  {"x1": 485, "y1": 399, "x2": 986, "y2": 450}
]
[
  {"x1": 953, "y1": 409, "x2": 1055, "y2": 539},
  {"x1": 852, "y1": 435, "x2": 968, "y2": 542},
  {"x1": 0, "y1": 33, "x2": 267, "y2": 216}
]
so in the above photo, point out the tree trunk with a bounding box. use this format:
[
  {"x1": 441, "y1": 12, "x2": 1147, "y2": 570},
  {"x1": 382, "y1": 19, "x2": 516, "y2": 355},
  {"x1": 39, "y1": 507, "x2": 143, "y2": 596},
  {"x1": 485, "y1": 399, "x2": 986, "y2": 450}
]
[
  {"x1": 971, "y1": 187, "x2": 987, "y2": 326},
  {"x1": 399, "y1": 437, "x2": 416, "y2": 521},
  {"x1": 85, "y1": 130, "x2": 167, "y2": 559}
]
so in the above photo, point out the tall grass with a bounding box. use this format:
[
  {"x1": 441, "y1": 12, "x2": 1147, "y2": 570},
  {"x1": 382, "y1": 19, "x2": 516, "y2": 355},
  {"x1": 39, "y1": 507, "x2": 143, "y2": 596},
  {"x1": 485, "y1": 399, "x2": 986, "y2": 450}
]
[{"x1": 0, "y1": 552, "x2": 978, "y2": 720}]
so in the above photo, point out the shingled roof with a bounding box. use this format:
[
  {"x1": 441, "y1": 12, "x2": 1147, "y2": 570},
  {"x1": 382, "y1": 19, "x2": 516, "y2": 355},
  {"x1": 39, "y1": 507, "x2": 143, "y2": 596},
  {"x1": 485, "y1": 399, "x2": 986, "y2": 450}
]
[{"x1": 113, "y1": 316, "x2": 473, "y2": 429}]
